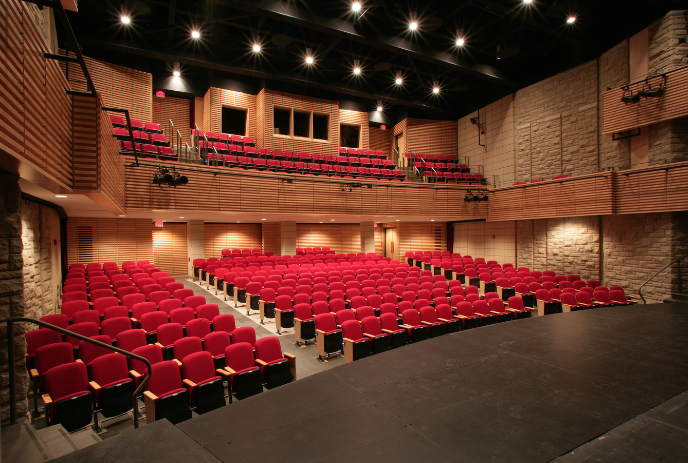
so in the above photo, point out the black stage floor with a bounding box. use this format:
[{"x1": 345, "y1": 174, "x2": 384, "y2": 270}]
[{"x1": 56, "y1": 303, "x2": 688, "y2": 463}]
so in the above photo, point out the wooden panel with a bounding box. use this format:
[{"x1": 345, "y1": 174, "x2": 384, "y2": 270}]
[
  {"x1": 204, "y1": 87, "x2": 258, "y2": 141},
  {"x1": 339, "y1": 109, "x2": 369, "y2": 149},
  {"x1": 66, "y1": 218, "x2": 153, "y2": 265},
  {"x1": 602, "y1": 68, "x2": 688, "y2": 135},
  {"x1": 123, "y1": 160, "x2": 489, "y2": 220},
  {"x1": 406, "y1": 118, "x2": 458, "y2": 157},
  {"x1": 153, "y1": 222, "x2": 188, "y2": 275},
  {"x1": 488, "y1": 173, "x2": 614, "y2": 221},
  {"x1": 613, "y1": 161, "x2": 688, "y2": 214},
  {"x1": 153, "y1": 95, "x2": 191, "y2": 145},
  {"x1": 0, "y1": 1, "x2": 74, "y2": 190},
  {"x1": 72, "y1": 95, "x2": 98, "y2": 190},
  {"x1": 296, "y1": 224, "x2": 361, "y2": 254},
  {"x1": 62, "y1": 51, "x2": 152, "y2": 122},
  {"x1": 397, "y1": 222, "x2": 447, "y2": 257},
  {"x1": 262, "y1": 222, "x2": 281, "y2": 256},
  {"x1": 369, "y1": 127, "x2": 392, "y2": 156},
  {"x1": 204, "y1": 223, "x2": 262, "y2": 258},
  {"x1": 98, "y1": 97, "x2": 126, "y2": 212},
  {"x1": 374, "y1": 225, "x2": 384, "y2": 255}
]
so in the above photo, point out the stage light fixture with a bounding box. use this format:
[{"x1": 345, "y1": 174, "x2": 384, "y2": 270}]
[
  {"x1": 352, "y1": 2, "x2": 361, "y2": 12},
  {"x1": 153, "y1": 166, "x2": 188, "y2": 188},
  {"x1": 464, "y1": 189, "x2": 489, "y2": 202},
  {"x1": 120, "y1": 16, "x2": 131, "y2": 24},
  {"x1": 621, "y1": 86, "x2": 640, "y2": 104},
  {"x1": 638, "y1": 76, "x2": 667, "y2": 99},
  {"x1": 567, "y1": 17, "x2": 576, "y2": 24},
  {"x1": 191, "y1": 30, "x2": 200, "y2": 39}
]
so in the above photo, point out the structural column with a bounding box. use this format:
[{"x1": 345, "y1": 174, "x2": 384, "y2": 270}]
[
  {"x1": 281, "y1": 222, "x2": 296, "y2": 257},
  {"x1": 360, "y1": 221, "x2": 375, "y2": 254},
  {"x1": 187, "y1": 220, "x2": 204, "y2": 276}
]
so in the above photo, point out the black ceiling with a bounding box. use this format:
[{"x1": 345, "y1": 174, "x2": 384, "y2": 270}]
[{"x1": 62, "y1": 0, "x2": 681, "y2": 120}]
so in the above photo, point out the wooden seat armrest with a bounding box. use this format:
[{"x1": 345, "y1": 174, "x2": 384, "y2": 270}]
[
  {"x1": 381, "y1": 329, "x2": 395, "y2": 334},
  {"x1": 506, "y1": 308, "x2": 518, "y2": 312},
  {"x1": 129, "y1": 370, "x2": 142, "y2": 378},
  {"x1": 343, "y1": 337, "x2": 355, "y2": 343},
  {"x1": 315, "y1": 329, "x2": 328, "y2": 335},
  {"x1": 490, "y1": 311, "x2": 501, "y2": 315},
  {"x1": 421, "y1": 321, "x2": 433, "y2": 325},
  {"x1": 255, "y1": 359, "x2": 268, "y2": 366},
  {"x1": 131, "y1": 317, "x2": 138, "y2": 323},
  {"x1": 437, "y1": 317, "x2": 451, "y2": 322},
  {"x1": 30, "y1": 369, "x2": 39, "y2": 379},
  {"x1": 224, "y1": 366, "x2": 236, "y2": 375},
  {"x1": 155, "y1": 342, "x2": 164, "y2": 348},
  {"x1": 42, "y1": 394, "x2": 52, "y2": 405},
  {"x1": 275, "y1": 308, "x2": 283, "y2": 314},
  {"x1": 182, "y1": 379, "x2": 196, "y2": 388},
  {"x1": 89, "y1": 381, "x2": 101, "y2": 391},
  {"x1": 173, "y1": 359, "x2": 182, "y2": 366},
  {"x1": 283, "y1": 353, "x2": 296, "y2": 360},
  {"x1": 363, "y1": 333, "x2": 376, "y2": 338},
  {"x1": 216, "y1": 369, "x2": 231, "y2": 377},
  {"x1": 143, "y1": 390, "x2": 158, "y2": 401},
  {"x1": 259, "y1": 300, "x2": 266, "y2": 304},
  {"x1": 400, "y1": 324, "x2": 414, "y2": 329},
  {"x1": 455, "y1": 314, "x2": 467, "y2": 319},
  {"x1": 294, "y1": 318, "x2": 303, "y2": 323}
]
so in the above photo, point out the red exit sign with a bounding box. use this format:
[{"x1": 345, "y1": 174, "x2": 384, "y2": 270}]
[
  {"x1": 155, "y1": 90, "x2": 165, "y2": 98},
  {"x1": 154, "y1": 221, "x2": 163, "y2": 227}
]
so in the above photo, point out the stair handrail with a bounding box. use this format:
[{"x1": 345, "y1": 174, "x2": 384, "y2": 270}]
[
  {"x1": 103, "y1": 106, "x2": 140, "y2": 167},
  {"x1": 3, "y1": 317, "x2": 152, "y2": 428},
  {"x1": 638, "y1": 258, "x2": 682, "y2": 304}
]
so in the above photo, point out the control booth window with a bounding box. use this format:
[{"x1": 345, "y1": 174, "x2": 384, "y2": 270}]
[
  {"x1": 293, "y1": 111, "x2": 310, "y2": 138},
  {"x1": 221, "y1": 107, "x2": 247, "y2": 135},
  {"x1": 313, "y1": 114, "x2": 329, "y2": 140},
  {"x1": 274, "y1": 108, "x2": 291, "y2": 135},
  {"x1": 340, "y1": 124, "x2": 360, "y2": 148}
]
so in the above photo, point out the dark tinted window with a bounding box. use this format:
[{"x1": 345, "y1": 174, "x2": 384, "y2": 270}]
[
  {"x1": 313, "y1": 114, "x2": 329, "y2": 140},
  {"x1": 221, "y1": 107, "x2": 246, "y2": 135},
  {"x1": 340, "y1": 125, "x2": 360, "y2": 148},
  {"x1": 274, "y1": 108, "x2": 290, "y2": 135},
  {"x1": 294, "y1": 111, "x2": 310, "y2": 137}
]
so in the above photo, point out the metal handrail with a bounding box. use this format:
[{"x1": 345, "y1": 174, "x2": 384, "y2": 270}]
[
  {"x1": 103, "y1": 106, "x2": 140, "y2": 166},
  {"x1": 168, "y1": 119, "x2": 174, "y2": 140},
  {"x1": 4, "y1": 317, "x2": 152, "y2": 428},
  {"x1": 639, "y1": 258, "x2": 682, "y2": 304},
  {"x1": 176, "y1": 129, "x2": 183, "y2": 160}
]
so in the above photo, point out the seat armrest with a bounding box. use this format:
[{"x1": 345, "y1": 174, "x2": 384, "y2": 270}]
[
  {"x1": 437, "y1": 317, "x2": 450, "y2": 322},
  {"x1": 173, "y1": 359, "x2": 182, "y2": 366},
  {"x1": 75, "y1": 359, "x2": 84, "y2": 364},
  {"x1": 143, "y1": 390, "x2": 158, "y2": 401},
  {"x1": 89, "y1": 381, "x2": 101, "y2": 391},
  {"x1": 129, "y1": 370, "x2": 142, "y2": 378},
  {"x1": 131, "y1": 317, "x2": 138, "y2": 323},
  {"x1": 315, "y1": 329, "x2": 328, "y2": 335},
  {"x1": 42, "y1": 394, "x2": 52, "y2": 405},
  {"x1": 182, "y1": 379, "x2": 197, "y2": 388},
  {"x1": 505, "y1": 308, "x2": 518, "y2": 313},
  {"x1": 474, "y1": 312, "x2": 487, "y2": 316},
  {"x1": 294, "y1": 318, "x2": 303, "y2": 323},
  {"x1": 283, "y1": 353, "x2": 296, "y2": 360},
  {"x1": 224, "y1": 366, "x2": 236, "y2": 375},
  {"x1": 255, "y1": 358, "x2": 268, "y2": 366},
  {"x1": 275, "y1": 308, "x2": 283, "y2": 314},
  {"x1": 421, "y1": 321, "x2": 432, "y2": 325},
  {"x1": 490, "y1": 311, "x2": 501, "y2": 315},
  {"x1": 155, "y1": 342, "x2": 164, "y2": 348},
  {"x1": 455, "y1": 314, "x2": 467, "y2": 319},
  {"x1": 216, "y1": 369, "x2": 231, "y2": 377},
  {"x1": 381, "y1": 329, "x2": 395, "y2": 334},
  {"x1": 363, "y1": 333, "x2": 376, "y2": 338},
  {"x1": 343, "y1": 337, "x2": 356, "y2": 343},
  {"x1": 400, "y1": 324, "x2": 414, "y2": 329},
  {"x1": 30, "y1": 369, "x2": 39, "y2": 379}
]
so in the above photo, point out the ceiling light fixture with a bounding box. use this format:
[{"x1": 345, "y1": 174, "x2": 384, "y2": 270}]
[
  {"x1": 567, "y1": 16, "x2": 576, "y2": 24},
  {"x1": 432, "y1": 80, "x2": 440, "y2": 94},
  {"x1": 119, "y1": 215, "x2": 126, "y2": 217},
  {"x1": 376, "y1": 100, "x2": 383, "y2": 112},
  {"x1": 352, "y1": 2, "x2": 361, "y2": 12},
  {"x1": 353, "y1": 59, "x2": 361, "y2": 75},
  {"x1": 252, "y1": 44, "x2": 261, "y2": 52},
  {"x1": 409, "y1": 21, "x2": 418, "y2": 31},
  {"x1": 120, "y1": 16, "x2": 131, "y2": 24},
  {"x1": 523, "y1": 0, "x2": 532, "y2": 4},
  {"x1": 55, "y1": 195, "x2": 67, "y2": 198},
  {"x1": 306, "y1": 56, "x2": 314, "y2": 65},
  {"x1": 191, "y1": 30, "x2": 200, "y2": 39},
  {"x1": 395, "y1": 71, "x2": 403, "y2": 85},
  {"x1": 261, "y1": 218, "x2": 266, "y2": 221},
  {"x1": 179, "y1": 217, "x2": 185, "y2": 219},
  {"x1": 456, "y1": 29, "x2": 465, "y2": 47},
  {"x1": 173, "y1": 71, "x2": 180, "y2": 77}
]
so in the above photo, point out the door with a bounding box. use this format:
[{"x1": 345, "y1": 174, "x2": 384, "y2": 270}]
[
  {"x1": 394, "y1": 133, "x2": 402, "y2": 165},
  {"x1": 385, "y1": 228, "x2": 395, "y2": 259}
]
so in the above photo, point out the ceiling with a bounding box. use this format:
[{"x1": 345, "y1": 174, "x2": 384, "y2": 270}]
[{"x1": 61, "y1": 0, "x2": 682, "y2": 120}]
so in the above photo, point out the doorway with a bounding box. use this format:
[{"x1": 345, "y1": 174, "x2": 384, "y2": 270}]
[
  {"x1": 384, "y1": 228, "x2": 396, "y2": 259},
  {"x1": 394, "y1": 133, "x2": 402, "y2": 165}
]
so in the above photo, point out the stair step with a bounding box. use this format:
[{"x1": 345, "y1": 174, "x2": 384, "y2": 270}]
[{"x1": 670, "y1": 293, "x2": 688, "y2": 301}]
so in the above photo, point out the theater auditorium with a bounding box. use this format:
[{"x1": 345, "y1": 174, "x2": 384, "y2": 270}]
[{"x1": 1, "y1": 0, "x2": 687, "y2": 461}]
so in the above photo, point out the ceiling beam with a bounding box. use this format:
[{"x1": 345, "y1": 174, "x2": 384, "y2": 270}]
[
  {"x1": 87, "y1": 39, "x2": 461, "y2": 117},
  {"x1": 218, "y1": 0, "x2": 516, "y2": 88}
]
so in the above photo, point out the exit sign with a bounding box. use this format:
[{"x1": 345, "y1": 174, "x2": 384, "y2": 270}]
[
  {"x1": 154, "y1": 221, "x2": 163, "y2": 227},
  {"x1": 155, "y1": 90, "x2": 165, "y2": 98}
]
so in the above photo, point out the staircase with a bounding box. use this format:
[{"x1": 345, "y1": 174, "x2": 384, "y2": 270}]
[
  {"x1": 664, "y1": 293, "x2": 688, "y2": 304},
  {"x1": 2, "y1": 417, "x2": 101, "y2": 463},
  {"x1": 401, "y1": 166, "x2": 423, "y2": 182}
]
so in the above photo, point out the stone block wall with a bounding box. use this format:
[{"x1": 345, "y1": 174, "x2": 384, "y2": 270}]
[
  {"x1": 648, "y1": 10, "x2": 688, "y2": 75},
  {"x1": 21, "y1": 200, "x2": 62, "y2": 321},
  {"x1": 0, "y1": 170, "x2": 27, "y2": 423},
  {"x1": 598, "y1": 40, "x2": 631, "y2": 170}
]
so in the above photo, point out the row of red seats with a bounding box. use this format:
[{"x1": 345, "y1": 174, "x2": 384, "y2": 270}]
[
  {"x1": 110, "y1": 116, "x2": 163, "y2": 134},
  {"x1": 404, "y1": 153, "x2": 461, "y2": 162},
  {"x1": 192, "y1": 129, "x2": 255, "y2": 147},
  {"x1": 113, "y1": 129, "x2": 169, "y2": 146},
  {"x1": 340, "y1": 147, "x2": 387, "y2": 158}
]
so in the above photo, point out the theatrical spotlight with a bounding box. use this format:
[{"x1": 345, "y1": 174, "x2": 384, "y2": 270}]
[
  {"x1": 620, "y1": 86, "x2": 640, "y2": 104},
  {"x1": 153, "y1": 166, "x2": 188, "y2": 188},
  {"x1": 464, "y1": 190, "x2": 488, "y2": 202},
  {"x1": 638, "y1": 76, "x2": 667, "y2": 99}
]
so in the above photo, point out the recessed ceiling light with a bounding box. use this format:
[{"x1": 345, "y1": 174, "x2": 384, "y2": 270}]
[
  {"x1": 179, "y1": 217, "x2": 185, "y2": 219},
  {"x1": 191, "y1": 30, "x2": 200, "y2": 39},
  {"x1": 567, "y1": 16, "x2": 576, "y2": 24},
  {"x1": 306, "y1": 56, "x2": 314, "y2": 65},
  {"x1": 331, "y1": 219, "x2": 335, "y2": 221},
  {"x1": 55, "y1": 195, "x2": 67, "y2": 198},
  {"x1": 431, "y1": 219, "x2": 435, "y2": 221},
  {"x1": 523, "y1": 0, "x2": 532, "y2": 3},
  {"x1": 396, "y1": 219, "x2": 400, "y2": 221},
  {"x1": 120, "y1": 16, "x2": 131, "y2": 24},
  {"x1": 252, "y1": 44, "x2": 261, "y2": 52},
  {"x1": 352, "y1": 2, "x2": 361, "y2": 12},
  {"x1": 173, "y1": 71, "x2": 180, "y2": 77},
  {"x1": 456, "y1": 38, "x2": 465, "y2": 47},
  {"x1": 395, "y1": 77, "x2": 403, "y2": 85},
  {"x1": 261, "y1": 218, "x2": 266, "y2": 221},
  {"x1": 353, "y1": 67, "x2": 361, "y2": 75},
  {"x1": 377, "y1": 106, "x2": 382, "y2": 112},
  {"x1": 119, "y1": 215, "x2": 126, "y2": 217},
  {"x1": 409, "y1": 22, "x2": 418, "y2": 31},
  {"x1": 432, "y1": 87, "x2": 440, "y2": 94}
]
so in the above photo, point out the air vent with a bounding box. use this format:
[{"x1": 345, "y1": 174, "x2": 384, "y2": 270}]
[{"x1": 77, "y1": 225, "x2": 93, "y2": 263}]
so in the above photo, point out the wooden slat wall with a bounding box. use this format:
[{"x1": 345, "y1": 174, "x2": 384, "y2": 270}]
[
  {"x1": 66, "y1": 218, "x2": 153, "y2": 265},
  {"x1": 153, "y1": 223, "x2": 188, "y2": 275},
  {"x1": 98, "y1": 98, "x2": 126, "y2": 211},
  {"x1": 123, "y1": 160, "x2": 489, "y2": 219},
  {"x1": 262, "y1": 222, "x2": 281, "y2": 256},
  {"x1": 369, "y1": 127, "x2": 393, "y2": 157},
  {"x1": 0, "y1": 1, "x2": 74, "y2": 189},
  {"x1": 72, "y1": 95, "x2": 98, "y2": 190},
  {"x1": 152, "y1": 95, "x2": 191, "y2": 144},
  {"x1": 406, "y1": 118, "x2": 459, "y2": 157},
  {"x1": 339, "y1": 110, "x2": 369, "y2": 149},
  {"x1": 204, "y1": 223, "x2": 263, "y2": 258},
  {"x1": 374, "y1": 225, "x2": 384, "y2": 255},
  {"x1": 602, "y1": 68, "x2": 688, "y2": 135},
  {"x1": 258, "y1": 89, "x2": 340, "y2": 156},
  {"x1": 613, "y1": 161, "x2": 688, "y2": 214},
  {"x1": 203, "y1": 87, "x2": 258, "y2": 139},
  {"x1": 397, "y1": 222, "x2": 447, "y2": 256},
  {"x1": 296, "y1": 224, "x2": 361, "y2": 254},
  {"x1": 62, "y1": 51, "x2": 152, "y2": 122},
  {"x1": 488, "y1": 173, "x2": 614, "y2": 221}
]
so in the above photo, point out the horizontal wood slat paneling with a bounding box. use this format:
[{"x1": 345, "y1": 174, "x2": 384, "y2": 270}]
[
  {"x1": 397, "y1": 222, "x2": 447, "y2": 256},
  {"x1": 204, "y1": 223, "x2": 263, "y2": 258},
  {"x1": 98, "y1": 97, "x2": 126, "y2": 211},
  {"x1": 204, "y1": 87, "x2": 258, "y2": 141},
  {"x1": 0, "y1": 1, "x2": 73, "y2": 189},
  {"x1": 153, "y1": 95, "x2": 191, "y2": 145},
  {"x1": 296, "y1": 224, "x2": 361, "y2": 254},
  {"x1": 369, "y1": 127, "x2": 392, "y2": 157},
  {"x1": 262, "y1": 223, "x2": 281, "y2": 256},
  {"x1": 407, "y1": 118, "x2": 458, "y2": 157},
  {"x1": 613, "y1": 161, "x2": 688, "y2": 214},
  {"x1": 153, "y1": 222, "x2": 188, "y2": 275},
  {"x1": 602, "y1": 68, "x2": 688, "y2": 135},
  {"x1": 66, "y1": 218, "x2": 153, "y2": 265},
  {"x1": 123, "y1": 160, "x2": 489, "y2": 219},
  {"x1": 339, "y1": 110, "x2": 369, "y2": 149}
]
